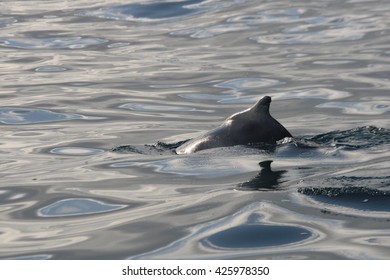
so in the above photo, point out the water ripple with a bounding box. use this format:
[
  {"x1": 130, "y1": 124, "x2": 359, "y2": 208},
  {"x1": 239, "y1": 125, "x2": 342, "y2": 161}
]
[
  {"x1": 119, "y1": 103, "x2": 213, "y2": 113},
  {"x1": 37, "y1": 198, "x2": 127, "y2": 217},
  {"x1": 33, "y1": 66, "x2": 69, "y2": 72},
  {"x1": 0, "y1": 107, "x2": 104, "y2": 125},
  {"x1": 131, "y1": 202, "x2": 317, "y2": 259},
  {"x1": 0, "y1": 36, "x2": 108, "y2": 50},
  {"x1": 171, "y1": 23, "x2": 250, "y2": 39},
  {"x1": 274, "y1": 88, "x2": 351, "y2": 100},
  {"x1": 227, "y1": 8, "x2": 308, "y2": 25},
  {"x1": 0, "y1": 17, "x2": 17, "y2": 27},
  {"x1": 50, "y1": 147, "x2": 105, "y2": 156},
  {"x1": 317, "y1": 100, "x2": 390, "y2": 115},
  {"x1": 171, "y1": 7, "x2": 311, "y2": 39},
  {"x1": 11, "y1": 254, "x2": 53, "y2": 260},
  {"x1": 1, "y1": 0, "x2": 390, "y2": 260},
  {"x1": 252, "y1": 29, "x2": 364, "y2": 45},
  {"x1": 179, "y1": 87, "x2": 350, "y2": 104},
  {"x1": 250, "y1": 11, "x2": 383, "y2": 45},
  {"x1": 215, "y1": 77, "x2": 284, "y2": 91}
]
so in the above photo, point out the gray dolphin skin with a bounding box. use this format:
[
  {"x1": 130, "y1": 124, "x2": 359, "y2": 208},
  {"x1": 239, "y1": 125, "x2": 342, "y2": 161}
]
[{"x1": 176, "y1": 96, "x2": 292, "y2": 154}]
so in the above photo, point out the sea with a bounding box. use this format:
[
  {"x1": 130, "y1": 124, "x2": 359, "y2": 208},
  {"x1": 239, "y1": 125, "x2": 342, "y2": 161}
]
[{"x1": 0, "y1": 0, "x2": 389, "y2": 259}]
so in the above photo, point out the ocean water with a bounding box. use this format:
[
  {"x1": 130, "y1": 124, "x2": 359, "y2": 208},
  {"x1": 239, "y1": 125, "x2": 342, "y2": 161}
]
[{"x1": 0, "y1": 0, "x2": 389, "y2": 260}]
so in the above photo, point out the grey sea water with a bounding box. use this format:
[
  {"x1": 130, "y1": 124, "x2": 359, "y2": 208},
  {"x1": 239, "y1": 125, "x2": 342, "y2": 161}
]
[{"x1": 0, "y1": 0, "x2": 389, "y2": 259}]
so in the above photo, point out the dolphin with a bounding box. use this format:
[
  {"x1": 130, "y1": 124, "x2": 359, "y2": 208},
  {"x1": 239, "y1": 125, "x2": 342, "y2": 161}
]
[{"x1": 176, "y1": 96, "x2": 292, "y2": 154}]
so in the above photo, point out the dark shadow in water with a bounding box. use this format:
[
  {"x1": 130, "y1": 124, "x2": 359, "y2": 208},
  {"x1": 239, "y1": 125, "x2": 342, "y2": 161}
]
[{"x1": 237, "y1": 160, "x2": 287, "y2": 191}]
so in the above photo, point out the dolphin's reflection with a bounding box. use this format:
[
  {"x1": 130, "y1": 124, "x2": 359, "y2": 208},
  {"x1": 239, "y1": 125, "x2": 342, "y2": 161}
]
[{"x1": 238, "y1": 160, "x2": 287, "y2": 190}]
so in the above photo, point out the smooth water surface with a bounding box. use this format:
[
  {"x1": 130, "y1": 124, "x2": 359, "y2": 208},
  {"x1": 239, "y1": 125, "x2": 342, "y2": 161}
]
[{"x1": 0, "y1": 0, "x2": 389, "y2": 259}]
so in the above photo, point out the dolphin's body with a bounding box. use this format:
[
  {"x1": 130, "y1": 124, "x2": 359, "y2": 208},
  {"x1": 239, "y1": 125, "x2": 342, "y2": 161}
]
[{"x1": 176, "y1": 96, "x2": 292, "y2": 154}]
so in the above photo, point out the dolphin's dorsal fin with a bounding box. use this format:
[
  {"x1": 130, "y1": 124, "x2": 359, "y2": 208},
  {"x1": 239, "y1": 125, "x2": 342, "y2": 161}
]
[{"x1": 251, "y1": 96, "x2": 271, "y2": 113}]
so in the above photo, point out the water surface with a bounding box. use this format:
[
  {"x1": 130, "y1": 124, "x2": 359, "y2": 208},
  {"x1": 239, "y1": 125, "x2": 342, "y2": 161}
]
[{"x1": 0, "y1": 0, "x2": 389, "y2": 259}]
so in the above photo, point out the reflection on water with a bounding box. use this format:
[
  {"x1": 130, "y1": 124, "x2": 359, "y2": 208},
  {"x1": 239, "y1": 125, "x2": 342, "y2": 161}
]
[
  {"x1": 131, "y1": 202, "x2": 318, "y2": 259},
  {"x1": 1, "y1": 0, "x2": 390, "y2": 259},
  {"x1": 79, "y1": 0, "x2": 204, "y2": 21},
  {"x1": 203, "y1": 224, "x2": 311, "y2": 249},
  {"x1": 238, "y1": 161, "x2": 287, "y2": 190}
]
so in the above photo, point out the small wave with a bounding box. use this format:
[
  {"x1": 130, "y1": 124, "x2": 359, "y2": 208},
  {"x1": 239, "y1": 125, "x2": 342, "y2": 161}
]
[
  {"x1": 111, "y1": 141, "x2": 187, "y2": 155},
  {"x1": 299, "y1": 186, "x2": 390, "y2": 197},
  {"x1": 303, "y1": 126, "x2": 390, "y2": 149},
  {"x1": 298, "y1": 185, "x2": 390, "y2": 212}
]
